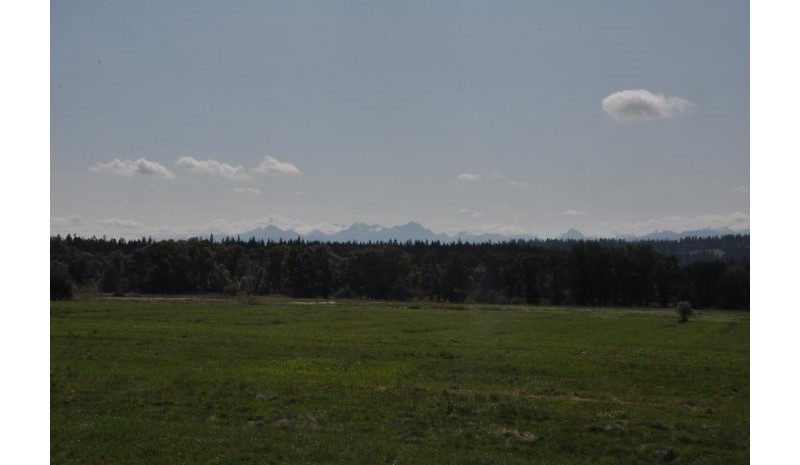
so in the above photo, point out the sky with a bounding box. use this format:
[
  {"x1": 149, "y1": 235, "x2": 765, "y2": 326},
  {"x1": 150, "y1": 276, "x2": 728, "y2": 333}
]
[{"x1": 50, "y1": 0, "x2": 749, "y2": 239}]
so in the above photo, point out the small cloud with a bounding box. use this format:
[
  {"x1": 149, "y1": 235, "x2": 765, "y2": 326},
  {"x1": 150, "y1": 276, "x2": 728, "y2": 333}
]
[
  {"x1": 457, "y1": 208, "x2": 482, "y2": 218},
  {"x1": 456, "y1": 173, "x2": 480, "y2": 182},
  {"x1": 254, "y1": 155, "x2": 301, "y2": 175},
  {"x1": 177, "y1": 156, "x2": 249, "y2": 180},
  {"x1": 509, "y1": 180, "x2": 527, "y2": 188},
  {"x1": 91, "y1": 158, "x2": 175, "y2": 178},
  {"x1": 488, "y1": 173, "x2": 506, "y2": 180},
  {"x1": 732, "y1": 185, "x2": 749, "y2": 193},
  {"x1": 294, "y1": 191, "x2": 305, "y2": 196},
  {"x1": 602, "y1": 89, "x2": 694, "y2": 123},
  {"x1": 562, "y1": 209, "x2": 587, "y2": 216},
  {"x1": 232, "y1": 187, "x2": 262, "y2": 194}
]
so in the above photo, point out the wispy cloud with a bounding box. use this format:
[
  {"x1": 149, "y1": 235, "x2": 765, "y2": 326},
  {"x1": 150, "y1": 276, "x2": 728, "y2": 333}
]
[
  {"x1": 51, "y1": 215, "x2": 150, "y2": 237},
  {"x1": 254, "y1": 155, "x2": 302, "y2": 175},
  {"x1": 457, "y1": 208, "x2": 482, "y2": 218},
  {"x1": 51, "y1": 215, "x2": 87, "y2": 227},
  {"x1": 611, "y1": 212, "x2": 749, "y2": 236},
  {"x1": 456, "y1": 173, "x2": 480, "y2": 182},
  {"x1": 442, "y1": 222, "x2": 533, "y2": 237},
  {"x1": 50, "y1": 214, "x2": 348, "y2": 239},
  {"x1": 602, "y1": 89, "x2": 694, "y2": 123},
  {"x1": 232, "y1": 187, "x2": 262, "y2": 195},
  {"x1": 177, "y1": 156, "x2": 249, "y2": 180},
  {"x1": 90, "y1": 158, "x2": 175, "y2": 178},
  {"x1": 50, "y1": 215, "x2": 89, "y2": 235},
  {"x1": 98, "y1": 218, "x2": 144, "y2": 230},
  {"x1": 487, "y1": 172, "x2": 526, "y2": 188},
  {"x1": 732, "y1": 185, "x2": 749, "y2": 193},
  {"x1": 562, "y1": 209, "x2": 587, "y2": 216}
]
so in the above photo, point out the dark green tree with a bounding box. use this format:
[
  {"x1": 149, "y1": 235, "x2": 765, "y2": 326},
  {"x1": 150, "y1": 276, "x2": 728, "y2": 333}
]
[{"x1": 51, "y1": 261, "x2": 74, "y2": 300}]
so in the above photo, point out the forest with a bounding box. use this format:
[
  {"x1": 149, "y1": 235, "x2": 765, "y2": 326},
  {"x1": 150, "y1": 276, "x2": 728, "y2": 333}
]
[{"x1": 50, "y1": 234, "x2": 749, "y2": 310}]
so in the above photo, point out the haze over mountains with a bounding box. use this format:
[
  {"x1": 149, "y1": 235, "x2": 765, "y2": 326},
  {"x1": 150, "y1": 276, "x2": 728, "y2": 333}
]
[{"x1": 231, "y1": 222, "x2": 749, "y2": 243}]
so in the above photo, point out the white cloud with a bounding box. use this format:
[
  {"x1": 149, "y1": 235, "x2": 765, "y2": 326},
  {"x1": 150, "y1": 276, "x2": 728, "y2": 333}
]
[
  {"x1": 456, "y1": 173, "x2": 480, "y2": 182},
  {"x1": 90, "y1": 158, "x2": 175, "y2": 178},
  {"x1": 602, "y1": 89, "x2": 694, "y2": 123},
  {"x1": 562, "y1": 209, "x2": 587, "y2": 216},
  {"x1": 232, "y1": 187, "x2": 262, "y2": 194},
  {"x1": 509, "y1": 180, "x2": 527, "y2": 188},
  {"x1": 176, "y1": 156, "x2": 249, "y2": 180},
  {"x1": 254, "y1": 155, "x2": 302, "y2": 175},
  {"x1": 732, "y1": 185, "x2": 749, "y2": 193}
]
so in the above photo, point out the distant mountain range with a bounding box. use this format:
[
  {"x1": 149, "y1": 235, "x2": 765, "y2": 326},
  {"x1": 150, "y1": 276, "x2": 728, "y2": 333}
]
[
  {"x1": 230, "y1": 222, "x2": 749, "y2": 243},
  {"x1": 611, "y1": 227, "x2": 750, "y2": 242},
  {"x1": 235, "y1": 222, "x2": 512, "y2": 243}
]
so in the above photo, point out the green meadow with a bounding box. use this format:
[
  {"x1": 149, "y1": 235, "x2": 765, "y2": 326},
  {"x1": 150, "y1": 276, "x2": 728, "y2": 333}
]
[{"x1": 51, "y1": 299, "x2": 749, "y2": 464}]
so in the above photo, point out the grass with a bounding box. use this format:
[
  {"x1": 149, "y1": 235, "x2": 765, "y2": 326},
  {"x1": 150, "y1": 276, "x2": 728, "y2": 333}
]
[{"x1": 51, "y1": 299, "x2": 749, "y2": 464}]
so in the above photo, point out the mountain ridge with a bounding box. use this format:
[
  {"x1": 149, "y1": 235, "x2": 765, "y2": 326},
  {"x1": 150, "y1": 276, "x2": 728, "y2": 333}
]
[{"x1": 232, "y1": 222, "x2": 749, "y2": 243}]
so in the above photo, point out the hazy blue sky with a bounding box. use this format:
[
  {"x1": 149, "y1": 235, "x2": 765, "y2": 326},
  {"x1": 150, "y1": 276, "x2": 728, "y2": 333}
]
[{"x1": 51, "y1": 0, "x2": 749, "y2": 238}]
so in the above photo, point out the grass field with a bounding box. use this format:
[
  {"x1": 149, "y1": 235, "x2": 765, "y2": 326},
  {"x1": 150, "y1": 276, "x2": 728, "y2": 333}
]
[{"x1": 51, "y1": 298, "x2": 749, "y2": 464}]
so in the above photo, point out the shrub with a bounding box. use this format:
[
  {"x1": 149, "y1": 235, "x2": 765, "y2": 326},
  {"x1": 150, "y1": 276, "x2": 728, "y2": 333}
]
[
  {"x1": 223, "y1": 279, "x2": 241, "y2": 297},
  {"x1": 676, "y1": 301, "x2": 693, "y2": 323}
]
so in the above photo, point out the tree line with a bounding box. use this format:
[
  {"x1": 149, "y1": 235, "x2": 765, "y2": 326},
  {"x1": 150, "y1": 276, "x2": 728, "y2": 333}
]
[{"x1": 50, "y1": 234, "x2": 749, "y2": 309}]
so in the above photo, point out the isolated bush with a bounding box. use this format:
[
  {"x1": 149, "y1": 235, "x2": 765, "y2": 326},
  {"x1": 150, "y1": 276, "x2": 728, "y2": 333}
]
[
  {"x1": 223, "y1": 279, "x2": 241, "y2": 296},
  {"x1": 676, "y1": 301, "x2": 693, "y2": 323},
  {"x1": 333, "y1": 286, "x2": 356, "y2": 299}
]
